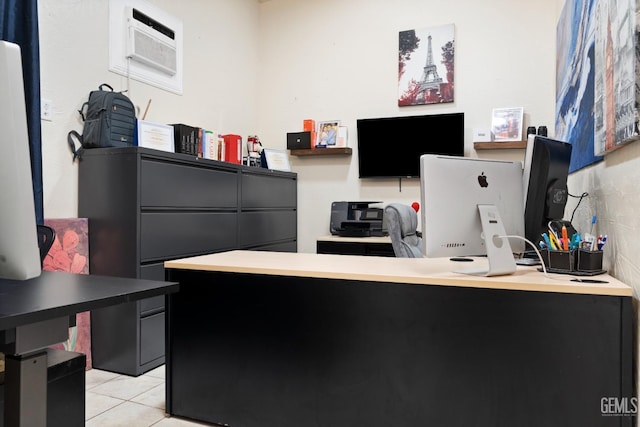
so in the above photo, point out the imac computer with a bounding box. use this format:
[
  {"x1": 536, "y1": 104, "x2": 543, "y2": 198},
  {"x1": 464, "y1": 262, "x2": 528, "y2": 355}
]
[
  {"x1": 420, "y1": 155, "x2": 525, "y2": 276},
  {"x1": 0, "y1": 41, "x2": 42, "y2": 280},
  {"x1": 522, "y1": 134, "x2": 572, "y2": 248}
]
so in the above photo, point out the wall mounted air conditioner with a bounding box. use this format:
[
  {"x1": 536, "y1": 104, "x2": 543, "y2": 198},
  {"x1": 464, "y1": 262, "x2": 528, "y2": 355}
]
[{"x1": 126, "y1": 7, "x2": 177, "y2": 76}]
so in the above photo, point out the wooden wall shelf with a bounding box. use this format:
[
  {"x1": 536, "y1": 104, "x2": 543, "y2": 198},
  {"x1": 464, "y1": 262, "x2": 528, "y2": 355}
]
[
  {"x1": 474, "y1": 141, "x2": 527, "y2": 150},
  {"x1": 290, "y1": 147, "x2": 352, "y2": 156}
]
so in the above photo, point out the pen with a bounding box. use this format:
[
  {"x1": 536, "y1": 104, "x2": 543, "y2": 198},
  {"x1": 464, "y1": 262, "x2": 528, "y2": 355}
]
[
  {"x1": 548, "y1": 230, "x2": 561, "y2": 251},
  {"x1": 598, "y1": 235, "x2": 607, "y2": 251},
  {"x1": 543, "y1": 233, "x2": 556, "y2": 250},
  {"x1": 570, "y1": 233, "x2": 581, "y2": 250},
  {"x1": 548, "y1": 225, "x2": 560, "y2": 243}
]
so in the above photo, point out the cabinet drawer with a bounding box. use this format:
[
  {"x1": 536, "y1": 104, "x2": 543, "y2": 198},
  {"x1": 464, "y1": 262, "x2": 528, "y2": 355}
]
[
  {"x1": 140, "y1": 312, "x2": 164, "y2": 365},
  {"x1": 141, "y1": 212, "x2": 237, "y2": 261},
  {"x1": 140, "y1": 262, "x2": 165, "y2": 281},
  {"x1": 238, "y1": 211, "x2": 297, "y2": 247},
  {"x1": 140, "y1": 295, "x2": 164, "y2": 316},
  {"x1": 241, "y1": 174, "x2": 296, "y2": 208},
  {"x1": 141, "y1": 159, "x2": 238, "y2": 208}
]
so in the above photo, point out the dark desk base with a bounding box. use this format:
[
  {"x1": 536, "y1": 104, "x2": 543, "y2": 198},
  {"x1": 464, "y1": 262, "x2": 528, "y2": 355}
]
[
  {"x1": 166, "y1": 269, "x2": 634, "y2": 427},
  {"x1": 0, "y1": 349, "x2": 85, "y2": 427},
  {"x1": 0, "y1": 270, "x2": 178, "y2": 427}
]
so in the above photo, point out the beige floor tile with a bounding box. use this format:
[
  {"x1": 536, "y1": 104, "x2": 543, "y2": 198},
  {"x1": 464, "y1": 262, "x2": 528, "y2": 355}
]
[
  {"x1": 89, "y1": 373, "x2": 163, "y2": 401},
  {"x1": 144, "y1": 364, "x2": 166, "y2": 380},
  {"x1": 85, "y1": 391, "x2": 125, "y2": 420},
  {"x1": 86, "y1": 368, "x2": 121, "y2": 390},
  {"x1": 130, "y1": 383, "x2": 165, "y2": 410},
  {"x1": 85, "y1": 401, "x2": 166, "y2": 427},
  {"x1": 86, "y1": 366, "x2": 211, "y2": 426}
]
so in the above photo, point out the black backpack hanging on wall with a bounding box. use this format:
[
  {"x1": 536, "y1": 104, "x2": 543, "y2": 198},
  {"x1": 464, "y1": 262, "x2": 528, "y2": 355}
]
[{"x1": 67, "y1": 84, "x2": 136, "y2": 161}]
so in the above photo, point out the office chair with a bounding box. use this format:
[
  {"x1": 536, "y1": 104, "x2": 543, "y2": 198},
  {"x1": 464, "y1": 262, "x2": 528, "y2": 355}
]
[
  {"x1": 37, "y1": 225, "x2": 56, "y2": 267},
  {"x1": 384, "y1": 203, "x2": 422, "y2": 258}
]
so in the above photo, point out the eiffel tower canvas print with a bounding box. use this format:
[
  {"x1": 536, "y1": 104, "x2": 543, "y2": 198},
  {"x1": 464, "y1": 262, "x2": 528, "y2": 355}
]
[{"x1": 398, "y1": 24, "x2": 455, "y2": 106}]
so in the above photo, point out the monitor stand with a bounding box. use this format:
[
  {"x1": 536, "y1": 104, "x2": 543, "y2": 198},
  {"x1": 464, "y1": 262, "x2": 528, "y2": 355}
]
[{"x1": 454, "y1": 204, "x2": 517, "y2": 277}]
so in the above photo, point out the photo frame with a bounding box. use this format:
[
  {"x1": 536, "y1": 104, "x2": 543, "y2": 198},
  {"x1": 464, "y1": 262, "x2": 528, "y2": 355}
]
[
  {"x1": 491, "y1": 107, "x2": 524, "y2": 142},
  {"x1": 135, "y1": 119, "x2": 175, "y2": 153},
  {"x1": 336, "y1": 126, "x2": 348, "y2": 148},
  {"x1": 262, "y1": 148, "x2": 291, "y2": 172},
  {"x1": 316, "y1": 120, "x2": 341, "y2": 147}
]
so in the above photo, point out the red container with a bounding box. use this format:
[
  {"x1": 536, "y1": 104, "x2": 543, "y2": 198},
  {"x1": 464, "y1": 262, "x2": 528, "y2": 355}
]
[{"x1": 223, "y1": 134, "x2": 242, "y2": 164}]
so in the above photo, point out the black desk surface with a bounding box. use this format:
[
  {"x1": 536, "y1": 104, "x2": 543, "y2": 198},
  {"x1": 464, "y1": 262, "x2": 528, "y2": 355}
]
[{"x1": 0, "y1": 271, "x2": 179, "y2": 331}]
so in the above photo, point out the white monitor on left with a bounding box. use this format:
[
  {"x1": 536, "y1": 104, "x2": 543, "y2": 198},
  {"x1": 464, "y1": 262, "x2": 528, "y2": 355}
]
[{"x1": 0, "y1": 40, "x2": 42, "y2": 280}]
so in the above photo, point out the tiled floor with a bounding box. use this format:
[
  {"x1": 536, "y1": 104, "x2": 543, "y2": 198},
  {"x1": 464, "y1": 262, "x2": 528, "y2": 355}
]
[{"x1": 86, "y1": 365, "x2": 211, "y2": 426}]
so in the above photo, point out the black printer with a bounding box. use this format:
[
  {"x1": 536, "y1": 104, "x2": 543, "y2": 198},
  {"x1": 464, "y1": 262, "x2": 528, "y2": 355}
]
[{"x1": 330, "y1": 201, "x2": 387, "y2": 237}]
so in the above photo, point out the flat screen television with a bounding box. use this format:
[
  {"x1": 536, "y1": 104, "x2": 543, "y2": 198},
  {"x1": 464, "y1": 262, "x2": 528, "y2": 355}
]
[{"x1": 357, "y1": 112, "x2": 464, "y2": 178}]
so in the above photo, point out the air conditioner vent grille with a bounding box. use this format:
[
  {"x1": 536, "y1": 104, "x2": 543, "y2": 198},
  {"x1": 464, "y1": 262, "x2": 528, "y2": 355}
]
[{"x1": 130, "y1": 27, "x2": 177, "y2": 75}]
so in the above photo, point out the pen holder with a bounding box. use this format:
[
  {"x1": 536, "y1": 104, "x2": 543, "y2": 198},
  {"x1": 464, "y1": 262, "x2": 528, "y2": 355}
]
[
  {"x1": 541, "y1": 249, "x2": 576, "y2": 272},
  {"x1": 576, "y1": 249, "x2": 603, "y2": 272}
]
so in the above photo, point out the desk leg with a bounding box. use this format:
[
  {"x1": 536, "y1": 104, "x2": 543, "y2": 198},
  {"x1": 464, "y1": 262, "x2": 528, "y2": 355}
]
[{"x1": 4, "y1": 351, "x2": 48, "y2": 427}]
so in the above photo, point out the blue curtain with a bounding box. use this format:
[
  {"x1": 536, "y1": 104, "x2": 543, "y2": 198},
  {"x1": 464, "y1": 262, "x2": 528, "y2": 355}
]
[{"x1": 0, "y1": 0, "x2": 43, "y2": 224}]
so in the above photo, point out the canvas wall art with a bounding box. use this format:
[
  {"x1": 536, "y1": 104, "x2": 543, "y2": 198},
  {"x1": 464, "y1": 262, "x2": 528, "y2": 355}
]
[
  {"x1": 556, "y1": 0, "x2": 640, "y2": 171},
  {"x1": 555, "y1": 0, "x2": 602, "y2": 172},
  {"x1": 398, "y1": 24, "x2": 454, "y2": 106},
  {"x1": 593, "y1": 0, "x2": 640, "y2": 155},
  {"x1": 44, "y1": 218, "x2": 92, "y2": 369}
]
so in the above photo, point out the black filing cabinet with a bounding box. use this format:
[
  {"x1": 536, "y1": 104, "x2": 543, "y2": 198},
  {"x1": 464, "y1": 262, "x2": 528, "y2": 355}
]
[{"x1": 79, "y1": 147, "x2": 297, "y2": 376}]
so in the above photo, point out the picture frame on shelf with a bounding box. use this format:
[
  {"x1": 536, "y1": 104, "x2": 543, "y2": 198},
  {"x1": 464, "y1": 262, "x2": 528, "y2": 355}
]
[
  {"x1": 262, "y1": 148, "x2": 291, "y2": 172},
  {"x1": 316, "y1": 120, "x2": 341, "y2": 147},
  {"x1": 336, "y1": 126, "x2": 348, "y2": 147},
  {"x1": 491, "y1": 107, "x2": 524, "y2": 142},
  {"x1": 135, "y1": 119, "x2": 175, "y2": 153}
]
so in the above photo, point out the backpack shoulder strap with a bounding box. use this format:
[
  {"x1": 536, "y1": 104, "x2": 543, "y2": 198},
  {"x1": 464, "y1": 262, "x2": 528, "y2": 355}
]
[
  {"x1": 67, "y1": 130, "x2": 84, "y2": 162},
  {"x1": 78, "y1": 101, "x2": 89, "y2": 122}
]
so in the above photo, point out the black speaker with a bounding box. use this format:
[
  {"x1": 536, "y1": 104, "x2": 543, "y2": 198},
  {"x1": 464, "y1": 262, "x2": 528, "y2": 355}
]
[{"x1": 286, "y1": 132, "x2": 311, "y2": 150}]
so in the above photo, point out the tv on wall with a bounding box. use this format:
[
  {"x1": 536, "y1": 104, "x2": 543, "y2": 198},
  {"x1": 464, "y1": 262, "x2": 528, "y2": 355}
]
[{"x1": 356, "y1": 112, "x2": 464, "y2": 178}]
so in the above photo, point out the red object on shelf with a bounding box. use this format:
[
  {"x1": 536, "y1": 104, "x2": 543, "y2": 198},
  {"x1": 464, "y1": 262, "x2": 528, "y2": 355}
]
[
  {"x1": 223, "y1": 134, "x2": 242, "y2": 164},
  {"x1": 411, "y1": 202, "x2": 420, "y2": 212}
]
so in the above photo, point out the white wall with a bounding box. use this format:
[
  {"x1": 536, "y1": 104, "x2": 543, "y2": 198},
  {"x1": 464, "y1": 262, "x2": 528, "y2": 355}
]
[
  {"x1": 38, "y1": 0, "x2": 260, "y2": 218},
  {"x1": 256, "y1": 0, "x2": 558, "y2": 253}
]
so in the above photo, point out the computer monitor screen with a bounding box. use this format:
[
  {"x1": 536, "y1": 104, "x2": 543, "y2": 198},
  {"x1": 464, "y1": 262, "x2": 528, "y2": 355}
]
[
  {"x1": 420, "y1": 155, "x2": 525, "y2": 258},
  {"x1": 0, "y1": 41, "x2": 41, "y2": 280},
  {"x1": 522, "y1": 134, "x2": 572, "y2": 246}
]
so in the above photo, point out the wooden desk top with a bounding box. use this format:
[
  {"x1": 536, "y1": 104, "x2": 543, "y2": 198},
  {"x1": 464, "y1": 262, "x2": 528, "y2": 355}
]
[{"x1": 165, "y1": 250, "x2": 631, "y2": 297}]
